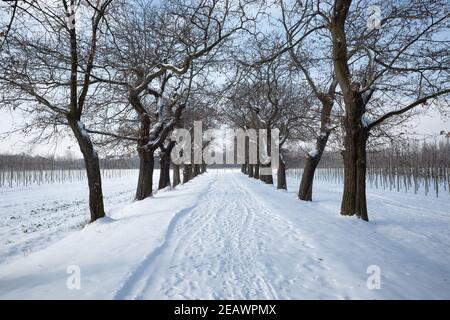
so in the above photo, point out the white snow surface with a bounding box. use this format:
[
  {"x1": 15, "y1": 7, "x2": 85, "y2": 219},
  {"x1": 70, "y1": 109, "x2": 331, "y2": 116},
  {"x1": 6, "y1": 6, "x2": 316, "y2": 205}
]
[
  {"x1": 0, "y1": 170, "x2": 449, "y2": 299},
  {"x1": 0, "y1": 172, "x2": 141, "y2": 263},
  {"x1": 361, "y1": 113, "x2": 371, "y2": 127},
  {"x1": 308, "y1": 147, "x2": 319, "y2": 158}
]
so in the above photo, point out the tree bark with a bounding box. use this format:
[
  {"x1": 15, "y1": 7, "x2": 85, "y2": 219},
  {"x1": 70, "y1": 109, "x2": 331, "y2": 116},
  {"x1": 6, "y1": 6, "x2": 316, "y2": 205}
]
[
  {"x1": 173, "y1": 163, "x2": 181, "y2": 187},
  {"x1": 341, "y1": 119, "x2": 369, "y2": 221},
  {"x1": 132, "y1": 109, "x2": 155, "y2": 200},
  {"x1": 298, "y1": 135, "x2": 329, "y2": 201},
  {"x1": 183, "y1": 164, "x2": 192, "y2": 183},
  {"x1": 158, "y1": 153, "x2": 171, "y2": 190},
  {"x1": 254, "y1": 164, "x2": 260, "y2": 179},
  {"x1": 298, "y1": 156, "x2": 317, "y2": 201},
  {"x1": 264, "y1": 128, "x2": 274, "y2": 185},
  {"x1": 248, "y1": 164, "x2": 254, "y2": 178},
  {"x1": 265, "y1": 172, "x2": 273, "y2": 185},
  {"x1": 136, "y1": 149, "x2": 154, "y2": 200},
  {"x1": 338, "y1": 83, "x2": 370, "y2": 221},
  {"x1": 158, "y1": 142, "x2": 175, "y2": 190},
  {"x1": 298, "y1": 99, "x2": 333, "y2": 201},
  {"x1": 254, "y1": 134, "x2": 260, "y2": 179},
  {"x1": 277, "y1": 154, "x2": 287, "y2": 190},
  {"x1": 193, "y1": 164, "x2": 201, "y2": 177},
  {"x1": 68, "y1": 119, "x2": 105, "y2": 222},
  {"x1": 259, "y1": 169, "x2": 266, "y2": 183},
  {"x1": 129, "y1": 95, "x2": 184, "y2": 200},
  {"x1": 243, "y1": 135, "x2": 250, "y2": 175}
]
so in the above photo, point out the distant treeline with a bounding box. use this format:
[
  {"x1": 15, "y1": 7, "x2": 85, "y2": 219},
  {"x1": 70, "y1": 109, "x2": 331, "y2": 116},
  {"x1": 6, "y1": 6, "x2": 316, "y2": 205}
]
[
  {"x1": 0, "y1": 153, "x2": 140, "y2": 170},
  {"x1": 0, "y1": 154, "x2": 140, "y2": 188},
  {"x1": 288, "y1": 138, "x2": 450, "y2": 197}
]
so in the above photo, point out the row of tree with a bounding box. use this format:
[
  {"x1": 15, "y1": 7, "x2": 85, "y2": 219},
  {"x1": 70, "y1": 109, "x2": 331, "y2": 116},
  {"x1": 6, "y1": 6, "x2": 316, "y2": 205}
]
[
  {"x1": 288, "y1": 137, "x2": 450, "y2": 197},
  {"x1": 219, "y1": 0, "x2": 450, "y2": 221},
  {"x1": 1, "y1": 0, "x2": 449, "y2": 223},
  {"x1": 0, "y1": 153, "x2": 140, "y2": 187},
  {"x1": 0, "y1": 0, "x2": 258, "y2": 222}
]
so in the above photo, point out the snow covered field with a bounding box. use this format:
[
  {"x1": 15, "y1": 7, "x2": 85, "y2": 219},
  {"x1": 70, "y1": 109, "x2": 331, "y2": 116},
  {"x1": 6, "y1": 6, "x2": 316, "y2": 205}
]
[
  {"x1": 0, "y1": 171, "x2": 141, "y2": 263},
  {"x1": 0, "y1": 170, "x2": 449, "y2": 299}
]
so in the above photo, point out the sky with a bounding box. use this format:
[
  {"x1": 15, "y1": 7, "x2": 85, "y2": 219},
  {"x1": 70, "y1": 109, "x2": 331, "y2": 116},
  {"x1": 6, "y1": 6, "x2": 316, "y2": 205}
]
[
  {"x1": 0, "y1": 107, "x2": 448, "y2": 158},
  {"x1": 0, "y1": 109, "x2": 75, "y2": 157},
  {"x1": 0, "y1": 1, "x2": 448, "y2": 158}
]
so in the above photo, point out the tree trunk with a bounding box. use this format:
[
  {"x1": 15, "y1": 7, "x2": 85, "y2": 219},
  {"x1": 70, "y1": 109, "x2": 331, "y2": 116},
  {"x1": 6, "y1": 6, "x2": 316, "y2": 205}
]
[
  {"x1": 260, "y1": 169, "x2": 273, "y2": 184},
  {"x1": 193, "y1": 164, "x2": 201, "y2": 177},
  {"x1": 248, "y1": 164, "x2": 254, "y2": 178},
  {"x1": 243, "y1": 135, "x2": 249, "y2": 175},
  {"x1": 83, "y1": 152, "x2": 105, "y2": 223},
  {"x1": 277, "y1": 154, "x2": 287, "y2": 190},
  {"x1": 254, "y1": 164, "x2": 260, "y2": 179},
  {"x1": 254, "y1": 133, "x2": 260, "y2": 179},
  {"x1": 172, "y1": 145, "x2": 182, "y2": 187},
  {"x1": 158, "y1": 152, "x2": 171, "y2": 190},
  {"x1": 201, "y1": 162, "x2": 207, "y2": 174},
  {"x1": 159, "y1": 142, "x2": 175, "y2": 190},
  {"x1": 136, "y1": 149, "x2": 154, "y2": 200},
  {"x1": 341, "y1": 114, "x2": 369, "y2": 221},
  {"x1": 298, "y1": 100, "x2": 333, "y2": 201},
  {"x1": 134, "y1": 111, "x2": 154, "y2": 200},
  {"x1": 68, "y1": 119, "x2": 105, "y2": 222},
  {"x1": 266, "y1": 172, "x2": 273, "y2": 184},
  {"x1": 264, "y1": 171, "x2": 273, "y2": 185},
  {"x1": 183, "y1": 164, "x2": 192, "y2": 183},
  {"x1": 259, "y1": 170, "x2": 265, "y2": 183},
  {"x1": 298, "y1": 156, "x2": 317, "y2": 201},
  {"x1": 259, "y1": 128, "x2": 273, "y2": 184},
  {"x1": 330, "y1": 0, "x2": 369, "y2": 221},
  {"x1": 173, "y1": 164, "x2": 181, "y2": 187},
  {"x1": 355, "y1": 133, "x2": 368, "y2": 221}
]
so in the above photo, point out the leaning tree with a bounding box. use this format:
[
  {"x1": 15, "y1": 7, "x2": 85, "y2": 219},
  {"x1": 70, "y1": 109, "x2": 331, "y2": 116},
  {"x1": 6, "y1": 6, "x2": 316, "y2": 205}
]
[{"x1": 276, "y1": 0, "x2": 340, "y2": 200}]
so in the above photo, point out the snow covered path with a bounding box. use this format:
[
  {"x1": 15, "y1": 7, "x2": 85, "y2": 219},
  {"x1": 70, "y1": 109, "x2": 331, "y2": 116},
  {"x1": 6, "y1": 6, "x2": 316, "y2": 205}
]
[
  {"x1": 115, "y1": 172, "x2": 320, "y2": 299},
  {"x1": 0, "y1": 170, "x2": 449, "y2": 299}
]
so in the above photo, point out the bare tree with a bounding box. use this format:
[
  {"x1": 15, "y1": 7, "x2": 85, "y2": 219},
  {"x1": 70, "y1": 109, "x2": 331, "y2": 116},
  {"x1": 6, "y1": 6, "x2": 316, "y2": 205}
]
[
  {"x1": 94, "y1": 0, "x2": 256, "y2": 200},
  {"x1": 277, "y1": 2, "x2": 340, "y2": 198},
  {"x1": 0, "y1": 0, "x2": 114, "y2": 222},
  {"x1": 240, "y1": 1, "x2": 339, "y2": 199},
  {"x1": 328, "y1": 0, "x2": 450, "y2": 221},
  {"x1": 220, "y1": 57, "x2": 312, "y2": 187}
]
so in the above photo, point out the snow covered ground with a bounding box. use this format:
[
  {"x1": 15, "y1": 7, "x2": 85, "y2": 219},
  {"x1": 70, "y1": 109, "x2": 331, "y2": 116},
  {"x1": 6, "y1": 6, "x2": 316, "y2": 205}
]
[
  {"x1": 0, "y1": 169, "x2": 449, "y2": 299},
  {"x1": 0, "y1": 171, "x2": 141, "y2": 264}
]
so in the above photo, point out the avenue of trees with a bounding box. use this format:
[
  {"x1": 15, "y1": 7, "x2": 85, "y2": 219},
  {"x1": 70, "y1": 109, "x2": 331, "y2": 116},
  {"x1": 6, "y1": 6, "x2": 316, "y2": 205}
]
[{"x1": 1, "y1": 0, "x2": 449, "y2": 223}]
